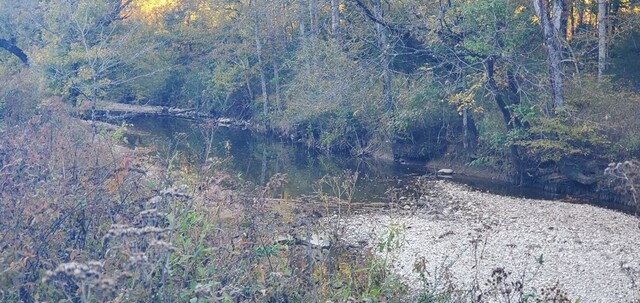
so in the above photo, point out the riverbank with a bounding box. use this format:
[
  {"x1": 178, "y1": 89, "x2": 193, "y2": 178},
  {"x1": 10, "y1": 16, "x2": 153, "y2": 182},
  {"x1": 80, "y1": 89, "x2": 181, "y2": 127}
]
[
  {"x1": 339, "y1": 179, "x2": 640, "y2": 302},
  {"x1": 72, "y1": 116, "x2": 640, "y2": 301}
]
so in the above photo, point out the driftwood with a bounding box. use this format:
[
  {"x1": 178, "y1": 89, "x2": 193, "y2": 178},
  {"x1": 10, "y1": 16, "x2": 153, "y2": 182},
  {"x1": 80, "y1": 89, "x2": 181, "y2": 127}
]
[{"x1": 84, "y1": 101, "x2": 249, "y2": 127}]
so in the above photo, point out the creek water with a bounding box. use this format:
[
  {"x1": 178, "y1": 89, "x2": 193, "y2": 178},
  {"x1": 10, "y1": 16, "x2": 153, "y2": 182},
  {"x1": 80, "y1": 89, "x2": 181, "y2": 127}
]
[{"x1": 124, "y1": 116, "x2": 562, "y2": 203}]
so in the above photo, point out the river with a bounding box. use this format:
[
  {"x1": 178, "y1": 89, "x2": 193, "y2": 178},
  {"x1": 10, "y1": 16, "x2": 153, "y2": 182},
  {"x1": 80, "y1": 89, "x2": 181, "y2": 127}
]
[{"x1": 121, "y1": 116, "x2": 569, "y2": 203}]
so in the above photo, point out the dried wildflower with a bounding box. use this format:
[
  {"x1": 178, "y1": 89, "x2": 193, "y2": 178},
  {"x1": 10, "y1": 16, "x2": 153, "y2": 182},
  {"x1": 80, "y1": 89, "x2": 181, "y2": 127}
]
[
  {"x1": 135, "y1": 209, "x2": 166, "y2": 227},
  {"x1": 107, "y1": 225, "x2": 170, "y2": 238},
  {"x1": 95, "y1": 277, "x2": 116, "y2": 290},
  {"x1": 194, "y1": 283, "x2": 211, "y2": 296},
  {"x1": 149, "y1": 240, "x2": 175, "y2": 251},
  {"x1": 44, "y1": 261, "x2": 102, "y2": 282},
  {"x1": 160, "y1": 185, "x2": 190, "y2": 198},
  {"x1": 128, "y1": 252, "x2": 149, "y2": 264}
]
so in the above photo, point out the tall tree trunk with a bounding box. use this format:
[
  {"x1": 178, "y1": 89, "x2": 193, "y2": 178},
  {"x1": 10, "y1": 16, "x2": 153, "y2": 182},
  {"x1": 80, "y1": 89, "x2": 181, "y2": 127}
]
[
  {"x1": 561, "y1": 0, "x2": 571, "y2": 40},
  {"x1": 297, "y1": 0, "x2": 306, "y2": 37},
  {"x1": 267, "y1": 3, "x2": 282, "y2": 111},
  {"x1": 296, "y1": 0, "x2": 312, "y2": 75},
  {"x1": 243, "y1": 58, "x2": 254, "y2": 102},
  {"x1": 273, "y1": 62, "x2": 281, "y2": 112},
  {"x1": 373, "y1": 0, "x2": 393, "y2": 113},
  {"x1": 308, "y1": 0, "x2": 318, "y2": 37},
  {"x1": 610, "y1": 0, "x2": 620, "y2": 34},
  {"x1": 463, "y1": 108, "x2": 469, "y2": 150},
  {"x1": 331, "y1": 0, "x2": 340, "y2": 38},
  {"x1": 598, "y1": 0, "x2": 608, "y2": 81},
  {"x1": 253, "y1": 3, "x2": 269, "y2": 118},
  {"x1": 462, "y1": 108, "x2": 479, "y2": 152},
  {"x1": 576, "y1": 3, "x2": 583, "y2": 32},
  {"x1": 308, "y1": 0, "x2": 319, "y2": 69},
  {"x1": 533, "y1": 0, "x2": 565, "y2": 111},
  {"x1": 568, "y1": 2, "x2": 575, "y2": 40}
]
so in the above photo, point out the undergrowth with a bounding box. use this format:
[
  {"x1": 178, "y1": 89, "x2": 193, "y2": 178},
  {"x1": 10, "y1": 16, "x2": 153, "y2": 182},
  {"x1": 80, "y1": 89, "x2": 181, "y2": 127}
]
[{"x1": 0, "y1": 99, "x2": 407, "y2": 302}]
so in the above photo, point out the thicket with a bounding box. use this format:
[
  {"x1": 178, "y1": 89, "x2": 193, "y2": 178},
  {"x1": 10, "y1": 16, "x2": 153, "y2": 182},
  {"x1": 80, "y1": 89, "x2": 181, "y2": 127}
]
[{"x1": 0, "y1": 94, "x2": 399, "y2": 301}]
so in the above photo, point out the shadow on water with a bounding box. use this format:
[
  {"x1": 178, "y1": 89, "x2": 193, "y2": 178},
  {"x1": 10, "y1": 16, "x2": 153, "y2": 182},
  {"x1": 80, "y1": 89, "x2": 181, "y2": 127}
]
[
  {"x1": 124, "y1": 117, "x2": 612, "y2": 206},
  {"x1": 450, "y1": 175, "x2": 563, "y2": 201}
]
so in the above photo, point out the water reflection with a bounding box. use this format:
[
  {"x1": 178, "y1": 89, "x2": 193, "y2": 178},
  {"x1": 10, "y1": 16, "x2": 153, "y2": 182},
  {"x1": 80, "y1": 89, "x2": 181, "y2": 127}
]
[{"x1": 125, "y1": 117, "x2": 413, "y2": 202}]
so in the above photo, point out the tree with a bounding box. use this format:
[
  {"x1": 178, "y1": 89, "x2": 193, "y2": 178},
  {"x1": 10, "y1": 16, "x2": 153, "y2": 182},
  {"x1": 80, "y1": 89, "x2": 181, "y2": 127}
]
[
  {"x1": 373, "y1": 0, "x2": 393, "y2": 113},
  {"x1": 266, "y1": 0, "x2": 283, "y2": 112},
  {"x1": 36, "y1": 0, "x2": 163, "y2": 113},
  {"x1": 533, "y1": 0, "x2": 565, "y2": 111},
  {"x1": 598, "y1": 0, "x2": 608, "y2": 80},
  {"x1": 331, "y1": 0, "x2": 340, "y2": 38},
  {"x1": 252, "y1": 0, "x2": 269, "y2": 118}
]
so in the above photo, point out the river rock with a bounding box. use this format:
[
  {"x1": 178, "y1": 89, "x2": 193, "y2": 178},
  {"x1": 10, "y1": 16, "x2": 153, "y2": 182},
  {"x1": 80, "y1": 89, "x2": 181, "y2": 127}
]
[
  {"x1": 296, "y1": 232, "x2": 331, "y2": 249},
  {"x1": 437, "y1": 168, "x2": 454, "y2": 175},
  {"x1": 273, "y1": 234, "x2": 294, "y2": 245}
]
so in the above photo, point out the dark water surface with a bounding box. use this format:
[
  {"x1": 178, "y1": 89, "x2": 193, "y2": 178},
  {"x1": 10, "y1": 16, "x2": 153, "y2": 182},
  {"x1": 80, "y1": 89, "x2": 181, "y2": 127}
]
[{"x1": 124, "y1": 117, "x2": 563, "y2": 203}]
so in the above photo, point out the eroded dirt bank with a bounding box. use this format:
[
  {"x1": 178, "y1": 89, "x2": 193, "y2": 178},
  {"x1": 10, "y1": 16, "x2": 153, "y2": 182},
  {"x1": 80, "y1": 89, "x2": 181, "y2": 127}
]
[{"x1": 339, "y1": 180, "x2": 640, "y2": 302}]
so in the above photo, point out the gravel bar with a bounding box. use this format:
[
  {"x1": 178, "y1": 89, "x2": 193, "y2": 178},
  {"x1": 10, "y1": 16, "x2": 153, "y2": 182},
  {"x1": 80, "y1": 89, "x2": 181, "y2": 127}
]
[{"x1": 339, "y1": 180, "x2": 640, "y2": 302}]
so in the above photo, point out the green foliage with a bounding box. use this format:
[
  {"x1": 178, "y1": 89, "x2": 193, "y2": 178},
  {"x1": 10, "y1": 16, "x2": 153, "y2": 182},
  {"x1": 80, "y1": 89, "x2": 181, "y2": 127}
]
[
  {"x1": 24, "y1": 0, "x2": 165, "y2": 107},
  {"x1": 457, "y1": 0, "x2": 535, "y2": 56},
  {"x1": 473, "y1": 107, "x2": 512, "y2": 165},
  {"x1": 110, "y1": 121, "x2": 130, "y2": 143},
  {"x1": 610, "y1": 29, "x2": 640, "y2": 86},
  {"x1": 277, "y1": 39, "x2": 379, "y2": 151},
  {"x1": 520, "y1": 118, "x2": 603, "y2": 157},
  {"x1": 565, "y1": 77, "x2": 640, "y2": 157},
  {"x1": 394, "y1": 77, "x2": 454, "y2": 135}
]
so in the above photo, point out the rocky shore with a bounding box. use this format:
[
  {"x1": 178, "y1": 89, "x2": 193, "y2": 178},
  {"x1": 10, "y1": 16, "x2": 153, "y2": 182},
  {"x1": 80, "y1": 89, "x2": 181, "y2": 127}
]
[{"x1": 339, "y1": 180, "x2": 640, "y2": 302}]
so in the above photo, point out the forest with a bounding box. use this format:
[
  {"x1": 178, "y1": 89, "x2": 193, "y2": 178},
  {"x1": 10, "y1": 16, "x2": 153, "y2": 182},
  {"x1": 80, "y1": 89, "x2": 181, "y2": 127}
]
[{"x1": 1, "y1": 0, "x2": 640, "y2": 302}]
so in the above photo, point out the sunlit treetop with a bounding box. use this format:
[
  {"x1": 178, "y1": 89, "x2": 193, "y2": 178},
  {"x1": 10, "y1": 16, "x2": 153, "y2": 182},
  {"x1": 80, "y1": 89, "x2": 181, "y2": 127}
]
[
  {"x1": 126, "y1": 0, "x2": 237, "y2": 30},
  {"x1": 129, "y1": 0, "x2": 179, "y2": 23}
]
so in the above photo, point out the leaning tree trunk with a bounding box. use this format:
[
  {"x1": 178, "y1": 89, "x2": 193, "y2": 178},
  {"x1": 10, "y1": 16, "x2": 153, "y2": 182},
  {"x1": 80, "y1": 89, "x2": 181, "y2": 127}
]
[
  {"x1": 533, "y1": 0, "x2": 565, "y2": 111},
  {"x1": 0, "y1": 38, "x2": 28, "y2": 66},
  {"x1": 486, "y1": 56, "x2": 525, "y2": 183}
]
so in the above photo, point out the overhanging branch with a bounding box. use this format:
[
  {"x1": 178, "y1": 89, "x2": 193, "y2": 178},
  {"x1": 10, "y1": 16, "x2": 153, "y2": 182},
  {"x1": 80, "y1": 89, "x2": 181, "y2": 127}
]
[{"x1": 0, "y1": 38, "x2": 28, "y2": 66}]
